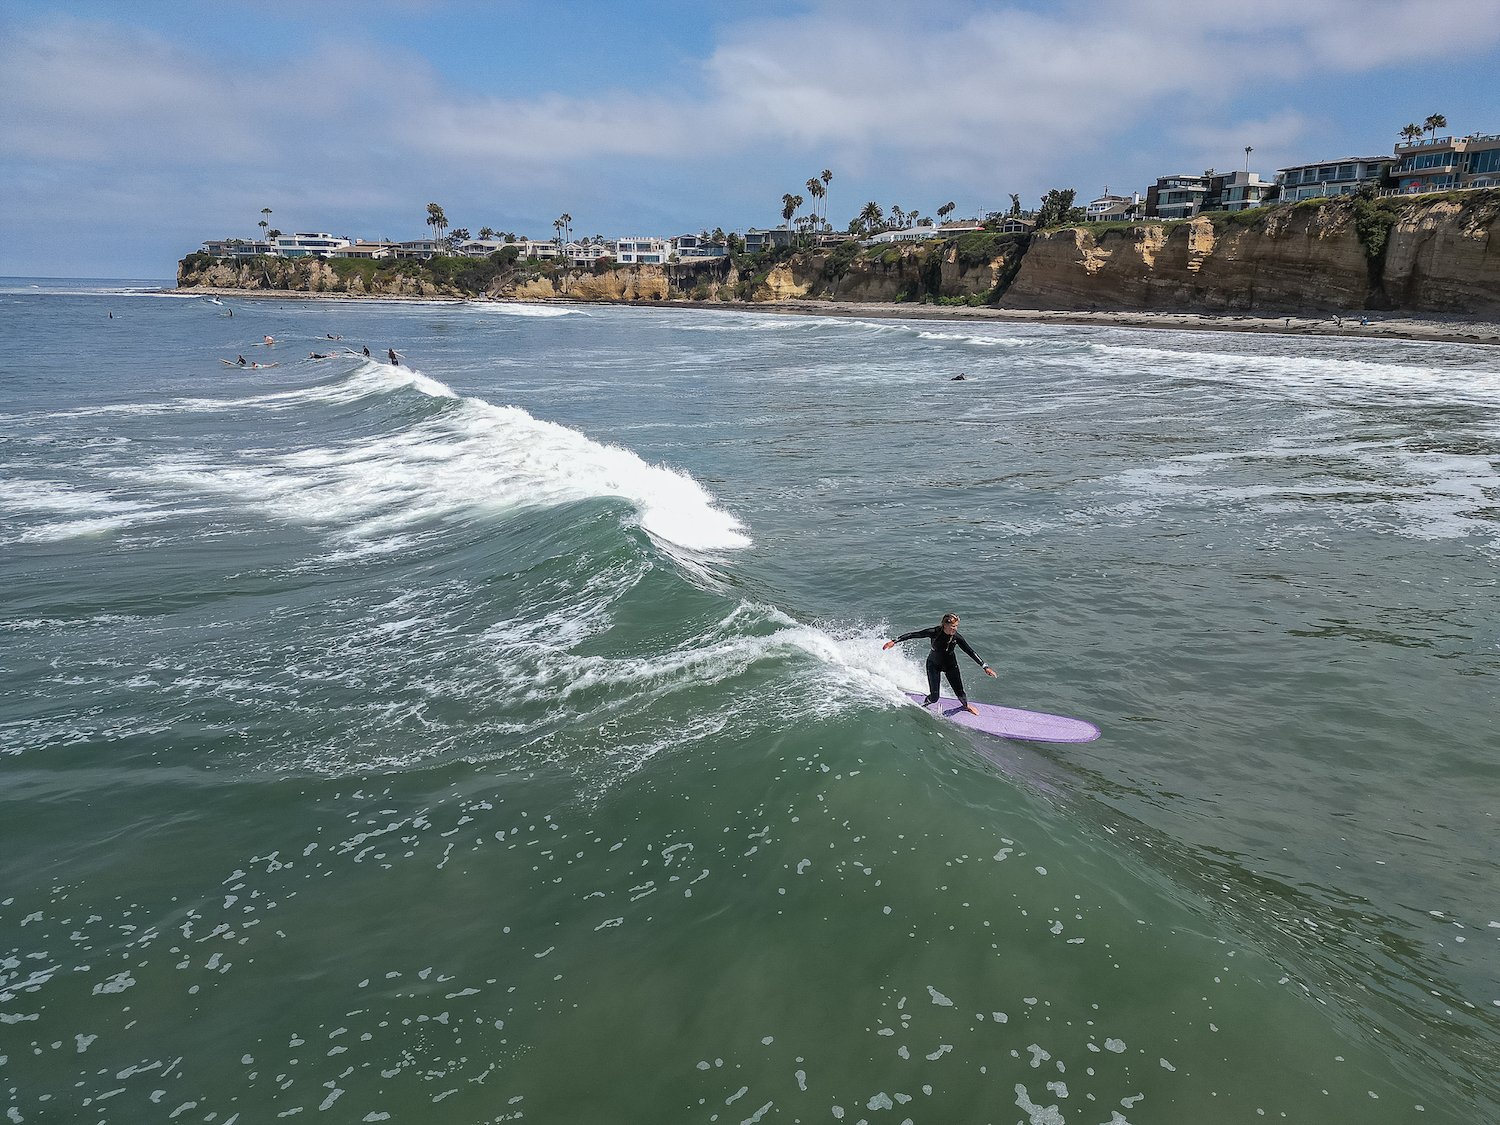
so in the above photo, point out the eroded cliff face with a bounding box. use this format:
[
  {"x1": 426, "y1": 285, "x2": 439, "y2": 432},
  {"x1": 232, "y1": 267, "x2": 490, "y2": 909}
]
[
  {"x1": 1382, "y1": 195, "x2": 1500, "y2": 312},
  {"x1": 177, "y1": 257, "x2": 465, "y2": 298},
  {"x1": 497, "y1": 268, "x2": 672, "y2": 301},
  {"x1": 179, "y1": 193, "x2": 1498, "y2": 316},
  {"x1": 1001, "y1": 192, "x2": 1500, "y2": 315}
]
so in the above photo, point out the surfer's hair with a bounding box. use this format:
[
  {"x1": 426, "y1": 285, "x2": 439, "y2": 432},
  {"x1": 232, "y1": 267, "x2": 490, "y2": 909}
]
[{"x1": 941, "y1": 613, "x2": 959, "y2": 626}]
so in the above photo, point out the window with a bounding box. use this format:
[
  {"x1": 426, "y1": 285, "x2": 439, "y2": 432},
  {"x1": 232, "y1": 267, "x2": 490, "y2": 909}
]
[{"x1": 1468, "y1": 148, "x2": 1500, "y2": 175}]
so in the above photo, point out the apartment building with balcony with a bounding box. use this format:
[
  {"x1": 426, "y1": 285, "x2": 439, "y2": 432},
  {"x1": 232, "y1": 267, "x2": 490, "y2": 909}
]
[
  {"x1": 1391, "y1": 132, "x2": 1500, "y2": 193},
  {"x1": 1274, "y1": 157, "x2": 1392, "y2": 202}
]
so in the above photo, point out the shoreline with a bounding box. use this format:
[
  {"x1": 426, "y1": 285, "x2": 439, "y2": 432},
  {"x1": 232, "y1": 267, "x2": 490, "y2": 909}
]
[{"x1": 170, "y1": 285, "x2": 1500, "y2": 347}]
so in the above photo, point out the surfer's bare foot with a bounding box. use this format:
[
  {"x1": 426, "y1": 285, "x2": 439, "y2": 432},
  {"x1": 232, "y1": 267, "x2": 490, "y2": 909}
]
[{"x1": 963, "y1": 703, "x2": 979, "y2": 715}]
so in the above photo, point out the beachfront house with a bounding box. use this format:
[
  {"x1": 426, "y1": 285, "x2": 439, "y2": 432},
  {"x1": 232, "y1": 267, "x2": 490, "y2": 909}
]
[
  {"x1": 272, "y1": 233, "x2": 351, "y2": 258},
  {"x1": 1215, "y1": 171, "x2": 1276, "y2": 211},
  {"x1": 742, "y1": 228, "x2": 795, "y2": 254},
  {"x1": 861, "y1": 223, "x2": 940, "y2": 246},
  {"x1": 1083, "y1": 192, "x2": 1142, "y2": 222},
  {"x1": 1391, "y1": 131, "x2": 1500, "y2": 193},
  {"x1": 201, "y1": 239, "x2": 274, "y2": 258},
  {"x1": 1274, "y1": 157, "x2": 1393, "y2": 202},
  {"x1": 937, "y1": 219, "x2": 985, "y2": 235},
  {"x1": 612, "y1": 238, "x2": 669, "y2": 265},
  {"x1": 395, "y1": 239, "x2": 440, "y2": 260},
  {"x1": 565, "y1": 241, "x2": 610, "y2": 267},
  {"x1": 336, "y1": 241, "x2": 398, "y2": 260},
  {"x1": 454, "y1": 238, "x2": 516, "y2": 258},
  {"x1": 671, "y1": 234, "x2": 729, "y2": 260},
  {"x1": 1145, "y1": 174, "x2": 1212, "y2": 219},
  {"x1": 993, "y1": 216, "x2": 1035, "y2": 235}
]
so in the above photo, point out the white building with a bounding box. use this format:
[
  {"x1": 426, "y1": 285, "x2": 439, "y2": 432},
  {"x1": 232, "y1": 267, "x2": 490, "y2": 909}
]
[
  {"x1": 1083, "y1": 192, "x2": 1142, "y2": 222},
  {"x1": 612, "y1": 237, "x2": 669, "y2": 264},
  {"x1": 272, "y1": 233, "x2": 351, "y2": 258},
  {"x1": 861, "y1": 223, "x2": 940, "y2": 246},
  {"x1": 564, "y1": 241, "x2": 610, "y2": 267},
  {"x1": 1216, "y1": 171, "x2": 1275, "y2": 211}
]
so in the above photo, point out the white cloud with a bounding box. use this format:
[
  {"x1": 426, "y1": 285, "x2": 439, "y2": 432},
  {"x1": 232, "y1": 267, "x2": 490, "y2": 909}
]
[{"x1": 2, "y1": 1, "x2": 1499, "y2": 272}]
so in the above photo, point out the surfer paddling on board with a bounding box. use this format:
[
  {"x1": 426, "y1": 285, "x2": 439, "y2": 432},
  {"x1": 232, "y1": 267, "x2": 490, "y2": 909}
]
[{"x1": 883, "y1": 613, "x2": 996, "y2": 715}]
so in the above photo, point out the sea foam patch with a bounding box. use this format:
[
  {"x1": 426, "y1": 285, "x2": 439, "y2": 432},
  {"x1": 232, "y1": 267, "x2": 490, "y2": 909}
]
[{"x1": 112, "y1": 362, "x2": 750, "y2": 554}]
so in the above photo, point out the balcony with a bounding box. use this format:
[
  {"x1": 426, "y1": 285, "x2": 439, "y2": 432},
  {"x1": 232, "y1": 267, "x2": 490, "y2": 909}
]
[{"x1": 1395, "y1": 135, "x2": 1455, "y2": 151}]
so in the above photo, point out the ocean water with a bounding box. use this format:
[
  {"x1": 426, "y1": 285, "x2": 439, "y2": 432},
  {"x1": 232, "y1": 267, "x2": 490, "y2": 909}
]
[{"x1": 1, "y1": 278, "x2": 1497, "y2": 1123}]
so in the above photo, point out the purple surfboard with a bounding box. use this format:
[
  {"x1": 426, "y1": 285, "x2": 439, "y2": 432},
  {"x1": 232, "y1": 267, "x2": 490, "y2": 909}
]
[{"x1": 904, "y1": 692, "x2": 1100, "y2": 744}]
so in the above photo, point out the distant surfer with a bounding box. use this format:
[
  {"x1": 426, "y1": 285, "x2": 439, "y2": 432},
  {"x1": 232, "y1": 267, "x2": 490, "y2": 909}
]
[
  {"x1": 388, "y1": 348, "x2": 400, "y2": 366},
  {"x1": 309, "y1": 351, "x2": 331, "y2": 359},
  {"x1": 236, "y1": 355, "x2": 247, "y2": 366},
  {"x1": 264, "y1": 335, "x2": 275, "y2": 346},
  {"x1": 362, "y1": 346, "x2": 370, "y2": 357},
  {"x1": 950, "y1": 373, "x2": 967, "y2": 381},
  {"x1": 883, "y1": 613, "x2": 995, "y2": 715},
  {"x1": 325, "y1": 333, "x2": 342, "y2": 340}
]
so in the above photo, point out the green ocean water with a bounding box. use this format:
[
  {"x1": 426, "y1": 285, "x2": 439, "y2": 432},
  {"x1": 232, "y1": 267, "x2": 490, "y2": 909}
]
[{"x1": 2, "y1": 280, "x2": 1497, "y2": 1123}]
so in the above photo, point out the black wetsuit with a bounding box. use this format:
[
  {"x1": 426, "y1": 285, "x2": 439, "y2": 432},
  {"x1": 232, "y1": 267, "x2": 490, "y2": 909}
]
[{"x1": 892, "y1": 626, "x2": 987, "y2": 705}]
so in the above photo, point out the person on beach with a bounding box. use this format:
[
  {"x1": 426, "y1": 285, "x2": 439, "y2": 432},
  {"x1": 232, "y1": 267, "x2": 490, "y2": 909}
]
[{"x1": 883, "y1": 613, "x2": 996, "y2": 715}]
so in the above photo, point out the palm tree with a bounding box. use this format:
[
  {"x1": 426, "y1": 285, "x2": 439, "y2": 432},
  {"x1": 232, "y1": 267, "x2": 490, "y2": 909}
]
[
  {"x1": 426, "y1": 203, "x2": 448, "y2": 247},
  {"x1": 560, "y1": 213, "x2": 573, "y2": 244},
  {"x1": 937, "y1": 201, "x2": 956, "y2": 223},
  {"x1": 266, "y1": 228, "x2": 282, "y2": 242},
  {"x1": 858, "y1": 201, "x2": 883, "y2": 234},
  {"x1": 553, "y1": 218, "x2": 565, "y2": 246},
  {"x1": 820, "y1": 169, "x2": 832, "y2": 226},
  {"x1": 781, "y1": 193, "x2": 803, "y2": 239},
  {"x1": 1399, "y1": 123, "x2": 1422, "y2": 145},
  {"x1": 806, "y1": 177, "x2": 826, "y2": 226},
  {"x1": 259, "y1": 207, "x2": 271, "y2": 242},
  {"x1": 890, "y1": 204, "x2": 906, "y2": 230},
  {"x1": 1008, "y1": 193, "x2": 1022, "y2": 217},
  {"x1": 479, "y1": 226, "x2": 496, "y2": 240},
  {"x1": 1423, "y1": 113, "x2": 1448, "y2": 142}
]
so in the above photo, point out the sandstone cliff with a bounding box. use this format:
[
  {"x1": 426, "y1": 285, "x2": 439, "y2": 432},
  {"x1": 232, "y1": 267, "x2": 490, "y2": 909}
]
[
  {"x1": 178, "y1": 192, "x2": 1499, "y2": 317},
  {"x1": 1001, "y1": 191, "x2": 1500, "y2": 316}
]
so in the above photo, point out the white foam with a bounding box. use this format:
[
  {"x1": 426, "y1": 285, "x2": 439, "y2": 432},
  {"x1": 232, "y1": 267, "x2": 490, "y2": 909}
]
[
  {"x1": 110, "y1": 362, "x2": 749, "y2": 553},
  {"x1": 470, "y1": 302, "x2": 589, "y2": 318}
]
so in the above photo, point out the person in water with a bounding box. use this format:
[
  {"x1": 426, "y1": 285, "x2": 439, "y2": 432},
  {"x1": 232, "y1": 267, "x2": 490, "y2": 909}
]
[
  {"x1": 388, "y1": 348, "x2": 400, "y2": 366},
  {"x1": 883, "y1": 612, "x2": 996, "y2": 714},
  {"x1": 236, "y1": 355, "x2": 248, "y2": 366}
]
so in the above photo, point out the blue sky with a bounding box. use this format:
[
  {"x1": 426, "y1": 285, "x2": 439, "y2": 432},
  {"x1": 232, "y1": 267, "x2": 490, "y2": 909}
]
[{"x1": 4, "y1": 0, "x2": 1500, "y2": 278}]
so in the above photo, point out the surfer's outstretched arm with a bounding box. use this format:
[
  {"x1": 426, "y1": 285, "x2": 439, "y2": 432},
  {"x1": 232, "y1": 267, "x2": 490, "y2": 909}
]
[
  {"x1": 954, "y1": 633, "x2": 997, "y2": 676},
  {"x1": 883, "y1": 627, "x2": 935, "y2": 650}
]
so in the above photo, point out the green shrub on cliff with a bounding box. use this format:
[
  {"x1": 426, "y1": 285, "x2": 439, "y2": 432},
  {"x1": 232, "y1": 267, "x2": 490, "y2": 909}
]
[{"x1": 1349, "y1": 190, "x2": 1402, "y2": 262}]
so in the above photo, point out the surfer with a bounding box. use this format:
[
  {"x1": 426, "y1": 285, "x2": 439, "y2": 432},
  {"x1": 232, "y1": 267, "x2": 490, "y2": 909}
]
[
  {"x1": 950, "y1": 373, "x2": 967, "y2": 381},
  {"x1": 362, "y1": 346, "x2": 371, "y2": 357},
  {"x1": 264, "y1": 335, "x2": 275, "y2": 347},
  {"x1": 387, "y1": 348, "x2": 400, "y2": 366},
  {"x1": 883, "y1": 613, "x2": 995, "y2": 715},
  {"x1": 308, "y1": 351, "x2": 331, "y2": 359},
  {"x1": 236, "y1": 355, "x2": 248, "y2": 366}
]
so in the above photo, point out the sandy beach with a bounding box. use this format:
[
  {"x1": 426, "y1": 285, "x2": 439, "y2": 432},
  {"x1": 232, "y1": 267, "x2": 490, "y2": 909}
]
[{"x1": 173, "y1": 285, "x2": 1500, "y2": 347}]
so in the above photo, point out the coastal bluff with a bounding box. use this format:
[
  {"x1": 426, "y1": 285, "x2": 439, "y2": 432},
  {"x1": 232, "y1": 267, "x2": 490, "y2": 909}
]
[
  {"x1": 178, "y1": 191, "x2": 1500, "y2": 318},
  {"x1": 1001, "y1": 191, "x2": 1500, "y2": 315}
]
